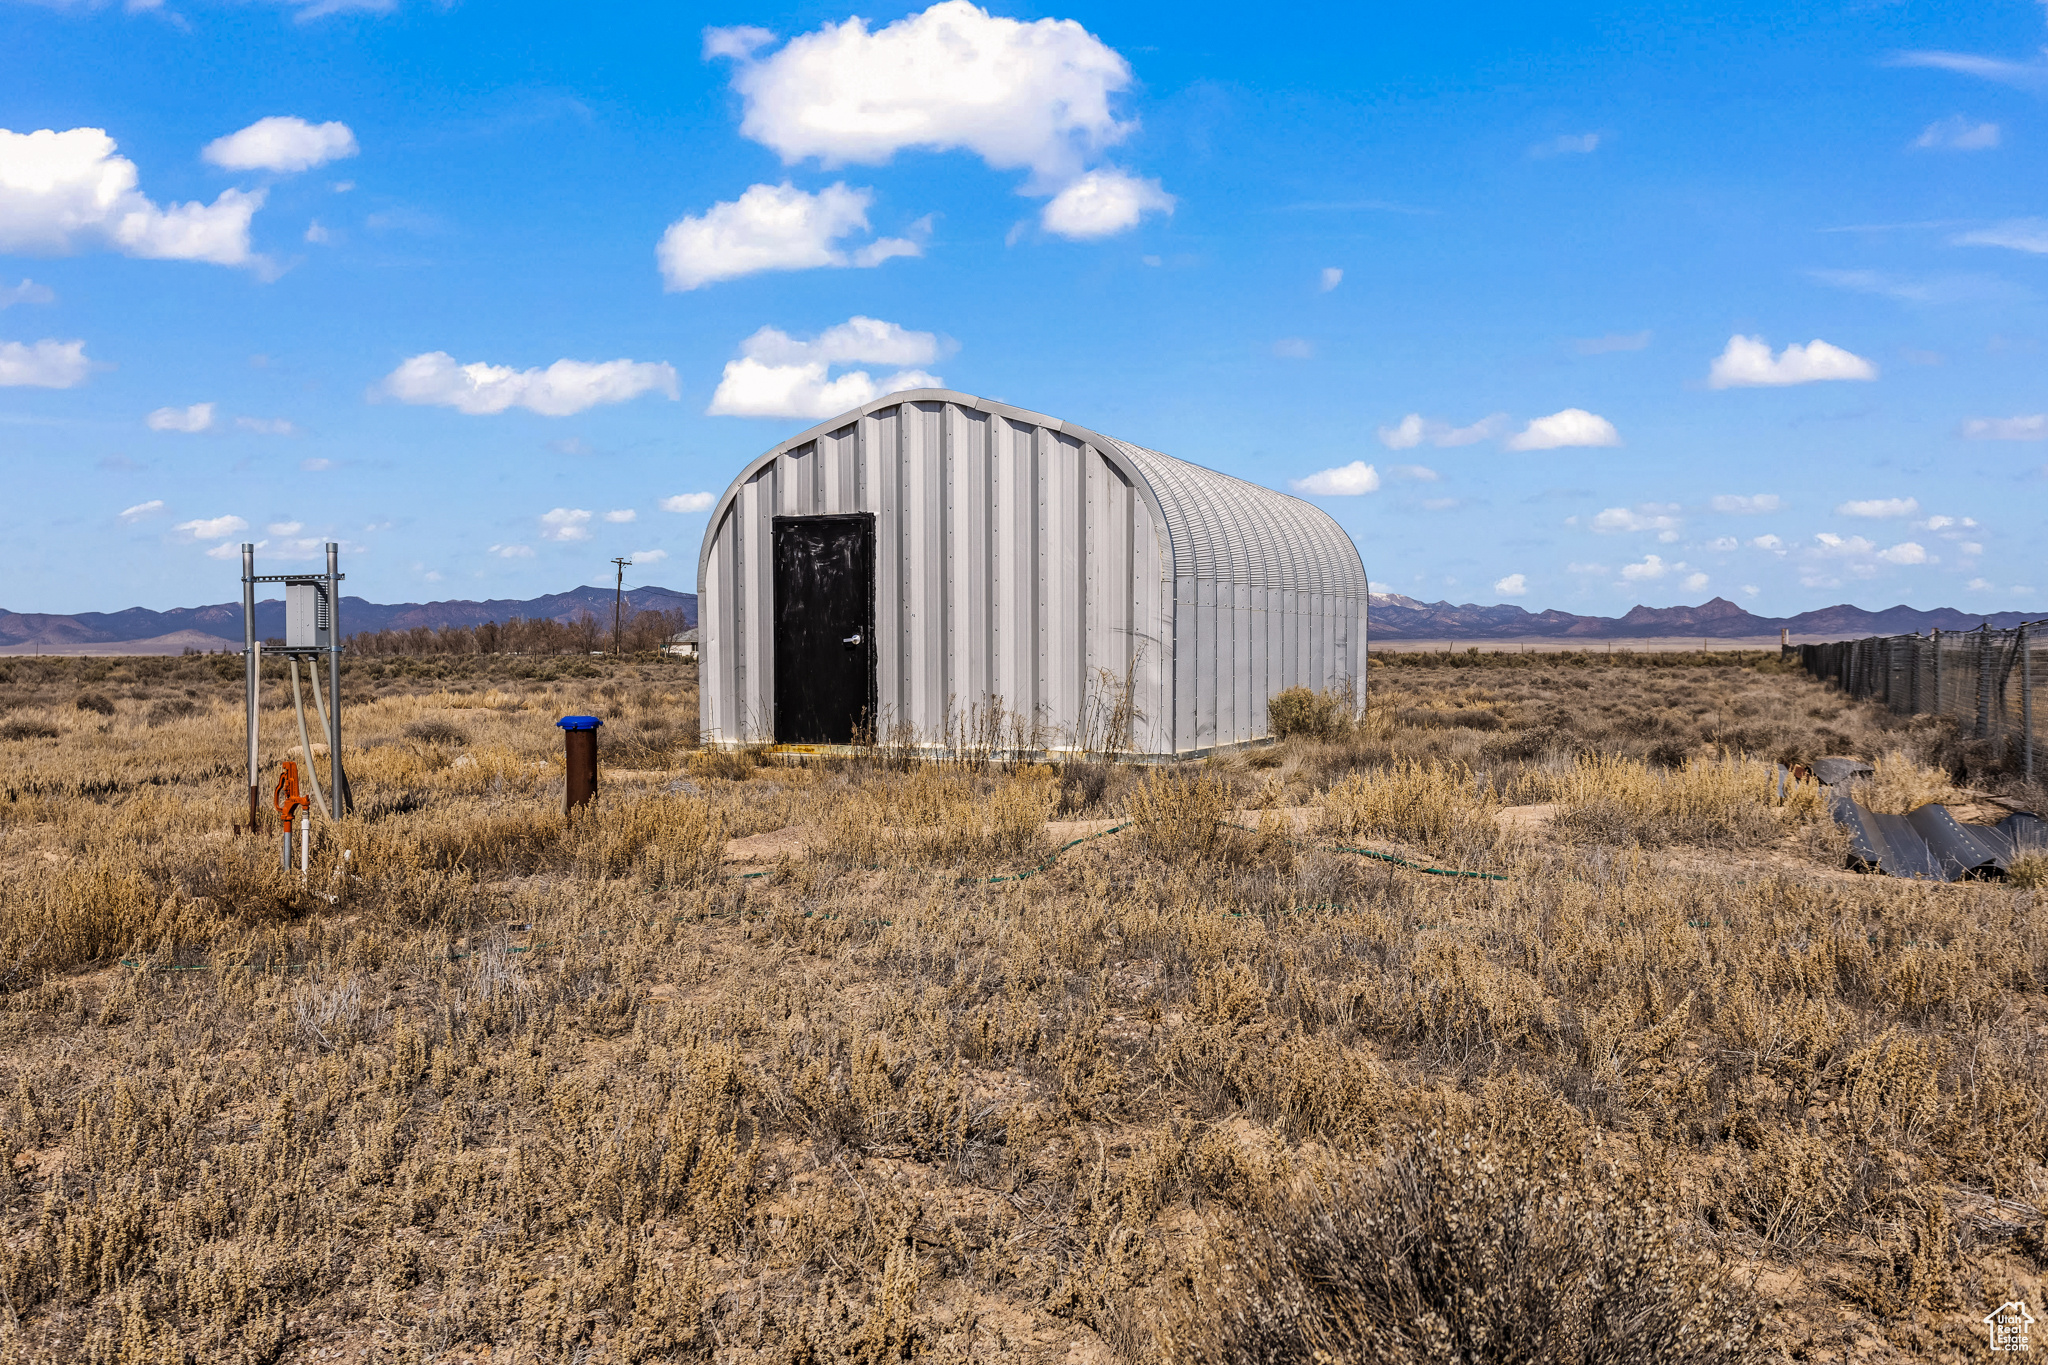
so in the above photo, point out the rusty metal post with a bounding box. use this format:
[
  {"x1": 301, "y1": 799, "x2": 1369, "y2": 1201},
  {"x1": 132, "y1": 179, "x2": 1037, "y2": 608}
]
[{"x1": 558, "y1": 715, "x2": 602, "y2": 814}]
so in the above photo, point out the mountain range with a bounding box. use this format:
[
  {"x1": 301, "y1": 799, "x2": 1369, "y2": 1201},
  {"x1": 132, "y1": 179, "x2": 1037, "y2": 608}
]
[
  {"x1": 0, "y1": 586, "x2": 2033, "y2": 655},
  {"x1": 0, "y1": 585, "x2": 698, "y2": 654},
  {"x1": 1366, "y1": 593, "x2": 2037, "y2": 640}
]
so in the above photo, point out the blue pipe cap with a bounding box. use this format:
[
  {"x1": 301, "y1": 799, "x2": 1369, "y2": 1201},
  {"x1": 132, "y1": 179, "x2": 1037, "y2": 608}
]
[{"x1": 556, "y1": 715, "x2": 603, "y2": 731}]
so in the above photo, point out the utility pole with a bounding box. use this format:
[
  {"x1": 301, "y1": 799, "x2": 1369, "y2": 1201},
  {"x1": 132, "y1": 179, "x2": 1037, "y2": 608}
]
[{"x1": 610, "y1": 557, "x2": 632, "y2": 657}]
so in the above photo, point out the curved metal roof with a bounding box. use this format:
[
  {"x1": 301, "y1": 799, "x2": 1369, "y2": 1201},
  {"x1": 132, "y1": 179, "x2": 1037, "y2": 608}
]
[
  {"x1": 1100, "y1": 437, "x2": 1367, "y2": 597},
  {"x1": 698, "y1": 388, "x2": 1366, "y2": 598}
]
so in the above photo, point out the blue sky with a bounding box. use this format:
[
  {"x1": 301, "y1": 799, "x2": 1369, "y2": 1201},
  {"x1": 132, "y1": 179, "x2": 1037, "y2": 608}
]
[{"x1": 3, "y1": 0, "x2": 2046, "y2": 615}]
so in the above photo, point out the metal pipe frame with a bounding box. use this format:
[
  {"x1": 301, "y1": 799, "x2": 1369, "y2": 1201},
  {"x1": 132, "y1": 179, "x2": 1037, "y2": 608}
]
[{"x1": 327, "y1": 542, "x2": 344, "y2": 820}]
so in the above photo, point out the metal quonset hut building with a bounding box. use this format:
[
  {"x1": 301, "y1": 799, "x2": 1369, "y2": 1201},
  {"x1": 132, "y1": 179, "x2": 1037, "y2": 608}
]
[{"x1": 696, "y1": 389, "x2": 1368, "y2": 758}]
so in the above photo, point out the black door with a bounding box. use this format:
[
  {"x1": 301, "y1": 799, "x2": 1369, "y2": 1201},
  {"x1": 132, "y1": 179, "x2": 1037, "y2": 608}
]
[{"x1": 773, "y1": 514, "x2": 876, "y2": 744}]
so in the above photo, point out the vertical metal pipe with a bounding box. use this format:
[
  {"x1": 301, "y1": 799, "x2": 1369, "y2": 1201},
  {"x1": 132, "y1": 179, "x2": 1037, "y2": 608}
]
[
  {"x1": 243, "y1": 543, "x2": 258, "y2": 834},
  {"x1": 327, "y1": 542, "x2": 344, "y2": 820}
]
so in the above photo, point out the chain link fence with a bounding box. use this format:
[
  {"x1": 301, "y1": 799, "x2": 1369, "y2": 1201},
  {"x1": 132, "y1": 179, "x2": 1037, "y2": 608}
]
[{"x1": 1794, "y1": 622, "x2": 2044, "y2": 784}]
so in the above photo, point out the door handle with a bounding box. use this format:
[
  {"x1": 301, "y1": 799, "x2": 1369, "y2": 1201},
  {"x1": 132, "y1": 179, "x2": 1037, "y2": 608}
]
[{"x1": 842, "y1": 633, "x2": 863, "y2": 645}]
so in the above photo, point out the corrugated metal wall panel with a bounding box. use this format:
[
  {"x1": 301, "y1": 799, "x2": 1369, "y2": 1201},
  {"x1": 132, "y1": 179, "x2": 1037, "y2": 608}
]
[
  {"x1": 697, "y1": 389, "x2": 1366, "y2": 756},
  {"x1": 1131, "y1": 491, "x2": 1167, "y2": 754},
  {"x1": 902, "y1": 402, "x2": 944, "y2": 731},
  {"x1": 992, "y1": 416, "x2": 1036, "y2": 729}
]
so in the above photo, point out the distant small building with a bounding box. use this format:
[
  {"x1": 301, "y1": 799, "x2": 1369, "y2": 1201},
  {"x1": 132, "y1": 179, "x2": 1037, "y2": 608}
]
[{"x1": 663, "y1": 627, "x2": 700, "y2": 660}]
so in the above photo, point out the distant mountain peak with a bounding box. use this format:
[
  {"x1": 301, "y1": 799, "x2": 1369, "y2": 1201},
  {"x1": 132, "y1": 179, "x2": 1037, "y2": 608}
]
[
  {"x1": 1366, "y1": 595, "x2": 2035, "y2": 641},
  {"x1": 0, "y1": 585, "x2": 697, "y2": 652}
]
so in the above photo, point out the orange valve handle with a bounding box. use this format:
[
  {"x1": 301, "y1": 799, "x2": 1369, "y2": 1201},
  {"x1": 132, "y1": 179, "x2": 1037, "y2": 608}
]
[{"x1": 273, "y1": 761, "x2": 312, "y2": 829}]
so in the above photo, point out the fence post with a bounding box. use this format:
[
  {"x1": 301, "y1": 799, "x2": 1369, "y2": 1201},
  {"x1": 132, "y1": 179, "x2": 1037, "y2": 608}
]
[
  {"x1": 1976, "y1": 623, "x2": 1993, "y2": 739},
  {"x1": 2024, "y1": 622, "x2": 2034, "y2": 785},
  {"x1": 1931, "y1": 629, "x2": 1941, "y2": 716}
]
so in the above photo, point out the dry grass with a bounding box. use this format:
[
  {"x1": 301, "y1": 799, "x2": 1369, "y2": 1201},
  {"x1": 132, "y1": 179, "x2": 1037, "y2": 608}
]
[
  {"x1": 1855, "y1": 750, "x2": 1964, "y2": 815},
  {"x1": 0, "y1": 650, "x2": 2041, "y2": 1363}
]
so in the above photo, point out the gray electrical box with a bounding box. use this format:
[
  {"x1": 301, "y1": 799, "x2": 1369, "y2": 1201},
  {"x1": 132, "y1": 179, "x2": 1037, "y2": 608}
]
[{"x1": 285, "y1": 581, "x2": 332, "y2": 649}]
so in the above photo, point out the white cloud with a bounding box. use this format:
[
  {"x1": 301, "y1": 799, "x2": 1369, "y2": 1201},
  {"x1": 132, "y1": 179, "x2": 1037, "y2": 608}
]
[
  {"x1": 1710, "y1": 493, "x2": 1782, "y2": 514},
  {"x1": 1682, "y1": 572, "x2": 1710, "y2": 591},
  {"x1": 235, "y1": 416, "x2": 298, "y2": 435},
  {"x1": 266, "y1": 520, "x2": 302, "y2": 536},
  {"x1": 1959, "y1": 540, "x2": 1983, "y2": 556},
  {"x1": 703, "y1": 25, "x2": 776, "y2": 59},
  {"x1": 1808, "y1": 268, "x2": 2023, "y2": 306},
  {"x1": 707, "y1": 316, "x2": 945, "y2": 419},
  {"x1": 1507, "y1": 408, "x2": 1620, "y2": 450},
  {"x1": 1835, "y1": 497, "x2": 1918, "y2": 518},
  {"x1": 1494, "y1": 573, "x2": 1528, "y2": 597},
  {"x1": 1573, "y1": 330, "x2": 1651, "y2": 355},
  {"x1": 742, "y1": 316, "x2": 945, "y2": 369},
  {"x1": 1529, "y1": 132, "x2": 1600, "y2": 157},
  {"x1": 1706, "y1": 537, "x2": 1738, "y2": 551},
  {"x1": 1290, "y1": 461, "x2": 1381, "y2": 496},
  {"x1": 1952, "y1": 218, "x2": 2048, "y2": 253},
  {"x1": 631, "y1": 548, "x2": 669, "y2": 564},
  {"x1": 0, "y1": 278, "x2": 54, "y2": 308},
  {"x1": 1878, "y1": 541, "x2": 1930, "y2": 565},
  {"x1": 709, "y1": 361, "x2": 927, "y2": 418},
  {"x1": 118, "y1": 499, "x2": 163, "y2": 521},
  {"x1": 1271, "y1": 337, "x2": 1314, "y2": 360},
  {"x1": 1961, "y1": 414, "x2": 2048, "y2": 440},
  {"x1": 539, "y1": 508, "x2": 592, "y2": 542},
  {"x1": 1318, "y1": 267, "x2": 1342, "y2": 292},
  {"x1": 147, "y1": 402, "x2": 215, "y2": 433},
  {"x1": 380, "y1": 352, "x2": 679, "y2": 417},
  {"x1": 202, "y1": 117, "x2": 358, "y2": 173},
  {"x1": 1386, "y1": 464, "x2": 1439, "y2": 481},
  {"x1": 712, "y1": 2, "x2": 1135, "y2": 186},
  {"x1": 204, "y1": 540, "x2": 252, "y2": 560},
  {"x1": 1814, "y1": 532, "x2": 1878, "y2": 557},
  {"x1": 304, "y1": 220, "x2": 331, "y2": 245},
  {"x1": 0, "y1": 337, "x2": 89, "y2": 387},
  {"x1": 175, "y1": 514, "x2": 247, "y2": 540},
  {"x1": 1911, "y1": 115, "x2": 2000, "y2": 151},
  {"x1": 1741, "y1": 584, "x2": 1760, "y2": 596},
  {"x1": 489, "y1": 543, "x2": 535, "y2": 559},
  {"x1": 1592, "y1": 503, "x2": 1681, "y2": 537},
  {"x1": 301, "y1": 458, "x2": 332, "y2": 471},
  {"x1": 1376, "y1": 412, "x2": 1506, "y2": 449},
  {"x1": 1707, "y1": 334, "x2": 1876, "y2": 388},
  {"x1": 656, "y1": 182, "x2": 922, "y2": 290},
  {"x1": 0, "y1": 127, "x2": 263, "y2": 267},
  {"x1": 662, "y1": 492, "x2": 716, "y2": 514},
  {"x1": 1040, "y1": 169, "x2": 1173, "y2": 238},
  {"x1": 1621, "y1": 554, "x2": 1668, "y2": 582},
  {"x1": 1890, "y1": 46, "x2": 2048, "y2": 90},
  {"x1": 604, "y1": 509, "x2": 636, "y2": 523},
  {"x1": 710, "y1": 2, "x2": 1166, "y2": 236},
  {"x1": 1751, "y1": 534, "x2": 1783, "y2": 550}
]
